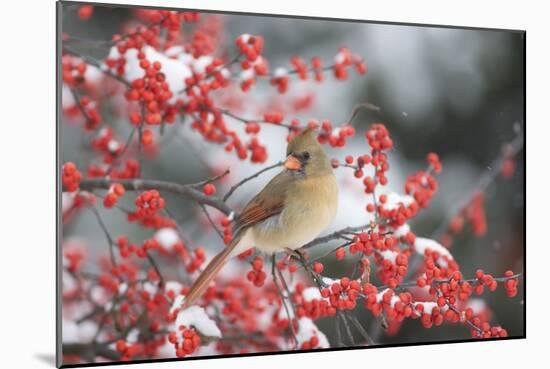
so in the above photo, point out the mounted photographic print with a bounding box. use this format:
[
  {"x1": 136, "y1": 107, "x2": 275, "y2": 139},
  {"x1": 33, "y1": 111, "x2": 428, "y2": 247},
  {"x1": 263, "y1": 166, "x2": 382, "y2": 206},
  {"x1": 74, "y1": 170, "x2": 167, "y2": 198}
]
[{"x1": 57, "y1": 1, "x2": 526, "y2": 367}]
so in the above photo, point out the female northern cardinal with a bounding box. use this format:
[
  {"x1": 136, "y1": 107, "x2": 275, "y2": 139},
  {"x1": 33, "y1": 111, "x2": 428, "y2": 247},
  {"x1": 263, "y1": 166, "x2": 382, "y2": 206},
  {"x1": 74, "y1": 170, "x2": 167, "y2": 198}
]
[{"x1": 182, "y1": 128, "x2": 338, "y2": 308}]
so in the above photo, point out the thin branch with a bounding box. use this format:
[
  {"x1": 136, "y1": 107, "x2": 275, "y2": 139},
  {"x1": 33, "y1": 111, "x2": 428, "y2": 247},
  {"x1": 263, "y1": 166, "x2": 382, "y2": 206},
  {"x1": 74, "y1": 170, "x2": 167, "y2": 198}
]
[
  {"x1": 192, "y1": 168, "x2": 231, "y2": 189},
  {"x1": 346, "y1": 313, "x2": 375, "y2": 345},
  {"x1": 346, "y1": 102, "x2": 381, "y2": 126},
  {"x1": 105, "y1": 126, "x2": 138, "y2": 176},
  {"x1": 199, "y1": 203, "x2": 225, "y2": 240},
  {"x1": 338, "y1": 311, "x2": 356, "y2": 346},
  {"x1": 302, "y1": 223, "x2": 372, "y2": 250},
  {"x1": 271, "y1": 255, "x2": 299, "y2": 349},
  {"x1": 88, "y1": 206, "x2": 117, "y2": 266},
  {"x1": 220, "y1": 109, "x2": 294, "y2": 130},
  {"x1": 223, "y1": 162, "x2": 283, "y2": 201},
  {"x1": 178, "y1": 54, "x2": 242, "y2": 94},
  {"x1": 145, "y1": 251, "x2": 165, "y2": 288}
]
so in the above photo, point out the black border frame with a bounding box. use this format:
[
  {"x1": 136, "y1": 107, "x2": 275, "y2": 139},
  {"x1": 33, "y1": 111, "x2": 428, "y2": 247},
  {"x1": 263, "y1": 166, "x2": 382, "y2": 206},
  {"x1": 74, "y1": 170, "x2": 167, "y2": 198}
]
[{"x1": 56, "y1": 1, "x2": 527, "y2": 367}]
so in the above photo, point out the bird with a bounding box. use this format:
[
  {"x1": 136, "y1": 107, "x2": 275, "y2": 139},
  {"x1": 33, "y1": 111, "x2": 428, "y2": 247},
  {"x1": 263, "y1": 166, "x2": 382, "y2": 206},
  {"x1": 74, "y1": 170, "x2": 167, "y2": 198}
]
[{"x1": 181, "y1": 128, "x2": 338, "y2": 309}]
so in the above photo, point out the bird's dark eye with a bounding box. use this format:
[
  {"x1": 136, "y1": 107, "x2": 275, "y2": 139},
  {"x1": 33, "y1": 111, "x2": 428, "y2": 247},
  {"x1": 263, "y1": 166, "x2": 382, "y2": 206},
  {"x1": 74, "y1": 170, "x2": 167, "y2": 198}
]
[{"x1": 302, "y1": 151, "x2": 310, "y2": 160}]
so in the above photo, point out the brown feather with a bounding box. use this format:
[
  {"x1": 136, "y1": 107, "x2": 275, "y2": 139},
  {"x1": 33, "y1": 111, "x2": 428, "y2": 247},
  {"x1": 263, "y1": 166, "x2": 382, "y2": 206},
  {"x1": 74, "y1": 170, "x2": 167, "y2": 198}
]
[
  {"x1": 233, "y1": 171, "x2": 293, "y2": 231},
  {"x1": 181, "y1": 232, "x2": 243, "y2": 309}
]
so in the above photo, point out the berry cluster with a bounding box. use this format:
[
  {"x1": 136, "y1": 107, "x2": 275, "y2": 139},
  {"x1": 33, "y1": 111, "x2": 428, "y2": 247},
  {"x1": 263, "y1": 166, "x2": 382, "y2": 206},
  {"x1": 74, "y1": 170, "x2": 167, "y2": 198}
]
[
  {"x1": 168, "y1": 326, "x2": 201, "y2": 358},
  {"x1": 117, "y1": 236, "x2": 162, "y2": 259},
  {"x1": 247, "y1": 256, "x2": 267, "y2": 287},
  {"x1": 103, "y1": 183, "x2": 125, "y2": 208},
  {"x1": 90, "y1": 127, "x2": 123, "y2": 164},
  {"x1": 62, "y1": 162, "x2": 81, "y2": 192},
  {"x1": 186, "y1": 247, "x2": 206, "y2": 274},
  {"x1": 115, "y1": 340, "x2": 144, "y2": 361},
  {"x1": 61, "y1": 55, "x2": 87, "y2": 87},
  {"x1": 333, "y1": 47, "x2": 367, "y2": 80},
  {"x1": 235, "y1": 34, "x2": 264, "y2": 62},
  {"x1": 320, "y1": 277, "x2": 361, "y2": 311},
  {"x1": 127, "y1": 190, "x2": 176, "y2": 229}
]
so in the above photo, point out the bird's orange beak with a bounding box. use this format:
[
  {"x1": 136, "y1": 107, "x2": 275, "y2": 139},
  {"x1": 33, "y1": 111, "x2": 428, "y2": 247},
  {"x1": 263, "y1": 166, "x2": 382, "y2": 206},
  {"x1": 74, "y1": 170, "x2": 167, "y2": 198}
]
[{"x1": 284, "y1": 155, "x2": 302, "y2": 171}]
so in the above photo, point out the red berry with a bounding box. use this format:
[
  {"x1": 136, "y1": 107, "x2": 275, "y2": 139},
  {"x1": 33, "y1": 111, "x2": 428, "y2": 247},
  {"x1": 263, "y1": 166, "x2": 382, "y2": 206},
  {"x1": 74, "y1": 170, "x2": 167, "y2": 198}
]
[{"x1": 203, "y1": 183, "x2": 216, "y2": 196}]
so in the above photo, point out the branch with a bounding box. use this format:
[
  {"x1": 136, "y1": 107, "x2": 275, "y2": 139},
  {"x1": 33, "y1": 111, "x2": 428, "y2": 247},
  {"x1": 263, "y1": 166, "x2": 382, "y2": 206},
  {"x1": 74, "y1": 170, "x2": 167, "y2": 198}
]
[
  {"x1": 223, "y1": 161, "x2": 283, "y2": 201},
  {"x1": 79, "y1": 178, "x2": 233, "y2": 216},
  {"x1": 88, "y1": 206, "x2": 117, "y2": 266},
  {"x1": 220, "y1": 109, "x2": 294, "y2": 130},
  {"x1": 346, "y1": 102, "x2": 381, "y2": 126},
  {"x1": 302, "y1": 223, "x2": 373, "y2": 250}
]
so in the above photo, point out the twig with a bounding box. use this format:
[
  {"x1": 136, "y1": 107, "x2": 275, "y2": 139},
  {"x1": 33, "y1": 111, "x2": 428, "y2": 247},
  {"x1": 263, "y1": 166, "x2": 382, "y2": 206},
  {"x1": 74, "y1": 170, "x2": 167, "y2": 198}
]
[
  {"x1": 145, "y1": 251, "x2": 164, "y2": 288},
  {"x1": 338, "y1": 311, "x2": 356, "y2": 346},
  {"x1": 105, "y1": 126, "x2": 138, "y2": 176},
  {"x1": 220, "y1": 109, "x2": 294, "y2": 130},
  {"x1": 88, "y1": 206, "x2": 117, "y2": 266},
  {"x1": 302, "y1": 224, "x2": 372, "y2": 250},
  {"x1": 199, "y1": 204, "x2": 225, "y2": 240},
  {"x1": 271, "y1": 255, "x2": 299, "y2": 349},
  {"x1": 192, "y1": 168, "x2": 231, "y2": 189},
  {"x1": 346, "y1": 313, "x2": 375, "y2": 345},
  {"x1": 223, "y1": 162, "x2": 283, "y2": 201},
  {"x1": 178, "y1": 54, "x2": 242, "y2": 94},
  {"x1": 346, "y1": 102, "x2": 381, "y2": 126}
]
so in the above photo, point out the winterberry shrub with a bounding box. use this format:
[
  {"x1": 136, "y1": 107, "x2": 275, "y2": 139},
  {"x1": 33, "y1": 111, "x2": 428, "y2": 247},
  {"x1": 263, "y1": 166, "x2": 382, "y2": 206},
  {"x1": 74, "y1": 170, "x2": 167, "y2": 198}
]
[{"x1": 60, "y1": 4, "x2": 524, "y2": 365}]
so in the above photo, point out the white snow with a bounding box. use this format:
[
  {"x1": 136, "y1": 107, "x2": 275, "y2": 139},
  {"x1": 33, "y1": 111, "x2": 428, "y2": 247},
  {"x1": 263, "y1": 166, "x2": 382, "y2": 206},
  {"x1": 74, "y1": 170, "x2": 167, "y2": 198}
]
[
  {"x1": 277, "y1": 302, "x2": 295, "y2": 320},
  {"x1": 334, "y1": 51, "x2": 346, "y2": 64},
  {"x1": 143, "y1": 281, "x2": 158, "y2": 296},
  {"x1": 106, "y1": 46, "x2": 213, "y2": 102},
  {"x1": 296, "y1": 317, "x2": 330, "y2": 348},
  {"x1": 466, "y1": 298, "x2": 487, "y2": 315},
  {"x1": 382, "y1": 192, "x2": 415, "y2": 211},
  {"x1": 240, "y1": 68, "x2": 255, "y2": 81},
  {"x1": 165, "y1": 280, "x2": 183, "y2": 295},
  {"x1": 154, "y1": 228, "x2": 180, "y2": 250},
  {"x1": 273, "y1": 67, "x2": 288, "y2": 77},
  {"x1": 117, "y1": 282, "x2": 128, "y2": 295},
  {"x1": 62, "y1": 320, "x2": 98, "y2": 343},
  {"x1": 107, "y1": 139, "x2": 120, "y2": 152},
  {"x1": 238, "y1": 34, "x2": 251, "y2": 43},
  {"x1": 169, "y1": 294, "x2": 186, "y2": 315},
  {"x1": 62, "y1": 85, "x2": 75, "y2": 109},
  {"x1": 393, "y1": 223, "x2": 410, "y2": 238},
  {"x1": 62, "y1": 192, "x2": 76, "y2": 212},
  {"x1": 126, "y1": 328, "x2": 140, "y2": 343},
  {"x1": 413, "y1": 301, "x2": 440, "y2": 315},
  {"x1": 175, "y1": 305, "x2": 222, "y2": 338},
  {"x1": 379, "y1": 250, "x2": 398, "y2": 263},
  {"x1": 414, "y1": 237, "x2": 454, "y2": 267},
  {"x1": 375, "y1": 288, "x2": 400, "y2": 307},
  {"x1": 62, "y1": 270, "x2": 77, "y2": 293},
  {"x1": 302, "y1": 287, "x2": 323, "y2": 302}
]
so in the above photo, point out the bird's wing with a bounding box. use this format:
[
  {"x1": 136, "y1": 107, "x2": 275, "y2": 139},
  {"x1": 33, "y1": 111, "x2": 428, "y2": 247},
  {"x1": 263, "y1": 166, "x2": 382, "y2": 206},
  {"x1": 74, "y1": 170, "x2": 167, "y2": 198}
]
[{"x1": 234, "y1": 171, "x2": 294, "y2": 231}]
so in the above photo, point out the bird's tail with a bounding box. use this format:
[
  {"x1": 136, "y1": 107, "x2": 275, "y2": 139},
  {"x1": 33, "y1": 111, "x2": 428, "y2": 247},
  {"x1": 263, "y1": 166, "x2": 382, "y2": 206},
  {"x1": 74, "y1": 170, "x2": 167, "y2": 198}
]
[{"x1": 181, "y1": 231, "x2": 245, "y2": 309}]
